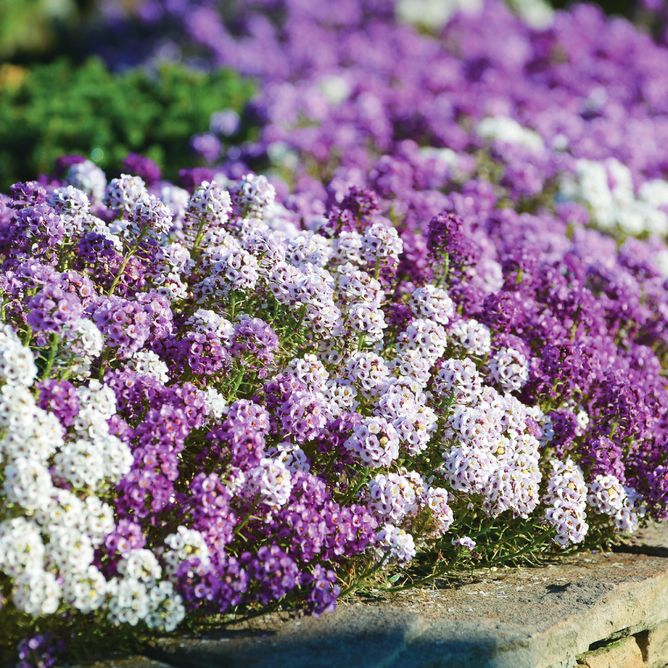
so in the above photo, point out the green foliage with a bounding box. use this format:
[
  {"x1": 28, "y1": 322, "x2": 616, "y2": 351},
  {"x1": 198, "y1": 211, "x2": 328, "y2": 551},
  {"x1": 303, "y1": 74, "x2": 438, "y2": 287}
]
[{"x1": 0, "y1": 58, "x2": 255, "y2": 188}]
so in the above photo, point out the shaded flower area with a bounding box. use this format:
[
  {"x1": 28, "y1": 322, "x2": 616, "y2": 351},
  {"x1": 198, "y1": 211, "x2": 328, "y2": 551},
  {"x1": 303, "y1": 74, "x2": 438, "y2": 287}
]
[{"x1": 1, "y1": 0, "x2": 668, "y2": 665}]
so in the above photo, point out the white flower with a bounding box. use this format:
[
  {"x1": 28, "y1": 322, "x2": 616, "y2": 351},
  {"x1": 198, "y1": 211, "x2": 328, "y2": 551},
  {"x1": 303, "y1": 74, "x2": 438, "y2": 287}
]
[
  {"x1": 47, "y1": 526, "x2": 95, "y2": 573},
  {"x1": 397, "y1": 318, "x2": 448, "y2": 362},
  {"x1": 62, "y1": 318, "x2": 104, "y2": 374},
  {"x1": 376, "y1": 524, "x2": 416, "y2": 563},
  {"x1": 332, "y1": 231, "x2": 364, "y2": 266},
  {"x1": 335, "y1": 263, "x2": 383, "y2": 307},
  {"x1": 266, "y1": 441, "x2": 311, "y2": 474},
  {"x1": 367, "y1": 472, "x2": 419, "y2": 523},
  {"x1": 82, "y1": 495, "x2": 116, "y2": 546},
  {"x1": 345, "y1": 302, "x2": 387, "y2": 344},
  {"x1": 287, "y1": 232, "x2": 332, "y2": 268},
  {"x1": 489, "y1": 347, "x2": 529, "y2": 392},
  {"x1": 161, "y1": 527, "x2": 210, "y2": 578},
  {"x1": 128, "y1": 350, "x2": 170, "y2": 383},
  {"x1": 0, "y1": 517, "x2": 45, "y2": 577},
  {"x1": 202, "y1": 246, "x2": 259, "y2": 296},
  {"x1": 12, "y1": 569, "x2": 61, "y2": 616},
  {"x1": 203, "y1": 387, "x2": 229, "y2": 422},
  {"x1": 433, "y1": 357, "x2": 483, "y2": 405},
  {"x1": 66, "y1": 160, "x2": 106, "y2": 203},
  {"x1": 442, "y1": 443, "x2": 497, "y2": 495},
  {"x1": 245, "y1": 458, "x2": 293, "y2": 509},
  {"x1": 639, "y1": 178, "x2": 668, "y2": 209},
  {"x1": 119, "y1": 549, "x2": 163, "y2": 584},
  {"x1": 107, "y1": 577, "x2": 150, "y2": 626},
  {"x1": 145, "y1": 581, "x2": 185, "y2": 632},
  {"x1": 511, "y1": 0, "x2": 554, "y2": 29},
  {"x1": 478, "y1": 116, "x2": 545, "y2": 153},
  {"x1": 187, "y1": 180, "x2": 232, "y2": 226},
  {"x1": 77, "y1": 381, "x2": 117, "y2": 421},
  {"x1": 424, "y1": 487, "x2": 454, "y2": 536},
  {"x1": 3, "y1": 457, "x2": 53, "y2": 511},
  {"x1": 560, "y1": 158, "x2": 668, "y2": 236},
  {"x1": 187, "y1": 308, "x2": 234, "y2": 341},
  {"x1": 396, "y1": 0, "x2": 482, "y2": 29},
  {"x1": 344, "y1": 352, "x2": 390, "y2": 398},
  {"x1": 362, "y1": 221, "x2": 403, "y2": 266},
  {"x1": 105, "y1": 174, "x2": 148, "y2": 214},
  {"x1": 586, "y1": 475, "x2": 645, "y2": 534},
  {"x1": 235, "y1": 173, "x2": 276, "y2": 218},
  {"x1": 62, "y1": 565, "x2": 108, "y2": 613},
  {"x1": 410, "y1": 285, "x2": 455, "y2": 326},
  {"x1": 323, "y1": 378, "x2": 359, "y2": 416},
  {"x1": 0, "y1": 329, "x2": 37, "y2": 386},
  {"x1": 35, "y1": 488, "x2": 86, "y2": 531},
  {"x1": 100, "y1": 433, "x2": 134, "y2": 483},
  {"x1": 286, "y1": 354, "x2": 329, "y2": 390},
  {"x1": 453, "y1": 536, "x2": 477, "y2": 551},
  {"x1": 344, "y1": 416, "x2": 400, "y2": 468},
  {"x1": 450, "y1": 319, "x2": 491, "y2": 357},
  {"x1": 1, "y1": 388, "x2": 62, "y2": 463},
  {"x1": 543, "y1": 458, "x2": 589, "y2": 548},
  {"x1": 53, "y1": 439, "x2": 105, "y2": 490},
  {"x1": 376, "y1": 383, "x2": 437, "y2": 455}
]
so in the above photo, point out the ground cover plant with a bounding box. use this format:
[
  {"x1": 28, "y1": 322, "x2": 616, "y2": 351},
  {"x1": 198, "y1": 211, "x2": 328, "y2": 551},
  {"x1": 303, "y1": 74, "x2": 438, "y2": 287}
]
[
  {"x1": 1, "y1": 0, "x2": 668, "y2": 666},
  {"x1": 0, "y1": 58, "x2": 254, "y2": 189}
]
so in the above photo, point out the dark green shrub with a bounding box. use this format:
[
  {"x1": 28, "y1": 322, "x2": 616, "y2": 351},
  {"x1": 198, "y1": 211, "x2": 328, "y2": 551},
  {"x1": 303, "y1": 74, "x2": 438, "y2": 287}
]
[{"x1": 0, "y1": 58, "x2": 255, "y2": 188}]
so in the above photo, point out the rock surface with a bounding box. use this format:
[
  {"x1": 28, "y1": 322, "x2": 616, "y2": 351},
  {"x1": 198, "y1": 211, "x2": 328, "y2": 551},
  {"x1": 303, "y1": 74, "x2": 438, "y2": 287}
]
[
  {"x1": 577, "y1": 636, "x2": 645, "y2": 668},
  {"x1": 77, "y1": 523, "x2": 668, "y2": 668}
]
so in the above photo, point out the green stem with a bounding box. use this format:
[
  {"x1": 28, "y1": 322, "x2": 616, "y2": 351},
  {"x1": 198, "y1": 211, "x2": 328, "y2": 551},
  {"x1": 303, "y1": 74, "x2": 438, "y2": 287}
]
[
  {"x1": 340, "y1": 555, "x2": 389, "y2": 598},
  {"x1": 226, "y1": 366, "x2": 246, "y2": 400},
  {"x1": 22, "y1": 326, "x2": 33, "y2": 347},
  {"x1": 106, "y1": 254, "x2": 133, "y2": 296},
  {"x1": 41, "y1": 333, "x2": 60, "y2": 380},
  {"x1": 106, "y1": 231, "x2": 147, "y2": 296},
  {"x1": 346, "y1": 467, "x2": 372, "y2": 503},
  {"x1": 436, "y1": 253, "x2": 450, "y2": 288},
  {"x1": 192, "y1": 217, "x2": 208, "y2": 261},
  {"x1": 228, "y1": 292, "x2": 238, "y2": 320}
]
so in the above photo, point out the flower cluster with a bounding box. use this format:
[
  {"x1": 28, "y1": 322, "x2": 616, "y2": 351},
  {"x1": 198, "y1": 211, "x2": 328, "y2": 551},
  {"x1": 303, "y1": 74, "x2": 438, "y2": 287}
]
[
  {"x1": 3, "y1": 0, "x2": 668, "y2": 663},
  {"x1": 2, "y1": 155, "x2": 663, "y2": 653}
]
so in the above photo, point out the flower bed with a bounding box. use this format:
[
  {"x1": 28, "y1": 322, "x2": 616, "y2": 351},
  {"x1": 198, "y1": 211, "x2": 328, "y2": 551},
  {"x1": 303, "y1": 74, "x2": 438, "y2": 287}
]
[{"x1": 1, "y1": 1, "x2": 668, "y2": 666}]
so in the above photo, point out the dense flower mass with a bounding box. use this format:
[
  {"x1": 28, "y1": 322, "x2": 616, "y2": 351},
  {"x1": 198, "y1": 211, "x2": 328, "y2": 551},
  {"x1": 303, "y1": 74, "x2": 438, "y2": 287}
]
[{"x1": 2, "y1": 0, "x2": 668, "y2": 664}]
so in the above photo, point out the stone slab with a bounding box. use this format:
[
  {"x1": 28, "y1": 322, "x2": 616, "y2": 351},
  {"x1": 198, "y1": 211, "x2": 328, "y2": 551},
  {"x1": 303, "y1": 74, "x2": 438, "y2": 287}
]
[
  {"x1": 642, "y1": 621, "x2": 668, "y2": 668},
  {"x1": 577, "y1": 636, "x2": 644, "y2": 668},
  {"x1": 81, "y1": 523, "x2": 668, "y2": 668}
]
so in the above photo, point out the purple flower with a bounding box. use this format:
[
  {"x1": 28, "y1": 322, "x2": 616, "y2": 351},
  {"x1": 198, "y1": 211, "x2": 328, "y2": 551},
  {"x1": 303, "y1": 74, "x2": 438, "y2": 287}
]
[
  {"x1": 191, "y1": 133, "x2": 222, "y2": 163},
  {"x1": 242, "y1": 544, "x2": 300, "y2": 605},
  {"x1": 207, "y1": 399, "x2": 270, "y2": 470},
  {"x1": 178, "y1": 330, "x2": 229, "y2": 377},
  {"x1": 230, "y1": 317, "x2": 279, "y2": 372},
  {"x1": 27, "y1": 281, "x2": 83, "y2": 333},
  {"x1": 17, "y1": 633, "x2": 64, "y2": 668},
  {"x1": 189, "y1": 473, "x2": 237, "y2": 553},
  {"x1": 90, "y1": 296, "x2": 152, "y2": 357},
  {"x1": 123, "y1": 153, "x2": 162, "y2": 186},
  {"x1": 304, "y1": 565, "x2": 340, "y2": 616},
  {"x1": 427, "y1": 211, "x2": 478, "y2": 269},
  {"x1": 37, "y1": 379, "x2": 80, "y2": 427}
]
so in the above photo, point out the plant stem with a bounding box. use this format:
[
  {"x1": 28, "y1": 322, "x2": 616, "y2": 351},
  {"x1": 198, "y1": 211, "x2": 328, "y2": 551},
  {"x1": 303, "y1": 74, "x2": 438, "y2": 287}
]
[{"x1": 41, "y1": 333, "x2": 60, "y2": 380}]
